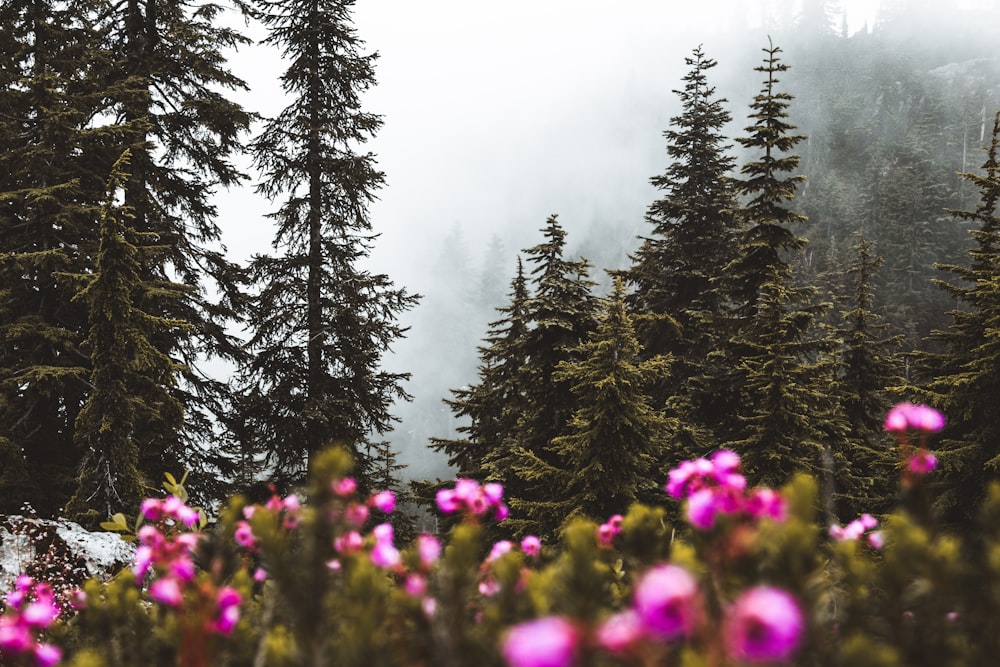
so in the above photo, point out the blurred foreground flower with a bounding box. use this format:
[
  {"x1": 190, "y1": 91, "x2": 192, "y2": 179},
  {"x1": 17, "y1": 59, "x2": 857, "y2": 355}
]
[
  {"x1": 502, "y1": 616, "x2": 577, "y2": 667},
  {"x1": 724, "y1": 586, "x2": 804, "y2": 663},
  {"x1": 633, "y1": 564, "x2": 700, "y2": 640}
]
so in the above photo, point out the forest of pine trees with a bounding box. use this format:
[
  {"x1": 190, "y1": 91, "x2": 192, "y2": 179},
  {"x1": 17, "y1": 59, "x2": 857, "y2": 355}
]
[{"x1": 1, "y1": 0, "x2": 999, "y2": 545}]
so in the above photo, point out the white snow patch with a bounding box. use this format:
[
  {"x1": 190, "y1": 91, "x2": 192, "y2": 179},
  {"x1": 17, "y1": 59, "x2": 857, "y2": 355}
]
[{"x1": 0, "y1": 515, "x2": 134, "y2": 592}]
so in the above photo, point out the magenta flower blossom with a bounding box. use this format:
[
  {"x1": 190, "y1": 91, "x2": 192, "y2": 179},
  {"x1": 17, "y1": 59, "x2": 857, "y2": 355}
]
[
  {"x1": 371, "y1": 490, "x2": 396, "y2": 513},
  {"x1": 234, "y1": 520, "x2": 258, "y2": 550},
  {"x1": 597, "y1": 609, "x2": 644, "y2": 654},
  {"x1": 404, "y1": 573, "x2": 427, "y2": 596},
  {"x1": 150, "y1": 578, "x2": 184, "y2": 607},
  {"x1": 213, "y1": 587, "x2": 242, "y2": 634},
  {"x1": 332, "y1": 477, "x2": 357, "y2": 496},
  {"x1": 0, "y1": 577, "x2": 62, "y2": 666},
  {"x1": 724, "y1": 586, "x2": 804, "y2": 663},
  {"x1": 597, "y1": 514, "x2": 624, "y2": 546},
  {"x1": 487, "y1": 540, "x2": 514, "y2": 563},
  {"x1": 633, "y1": 564, "x2": 700, "y2": 640},
  {"x1": 502, "y1": 616, "x2": 578, "y2": 667},
  {"x1": 908, "y1": 449, "x2": 938, "y2": 475},
  {"x1": 435, "y1": 479, "x2": 508, "y2": 521},
  {"x1": 686, "y1": 487, "x2": 722, "y2": 530},
  {"x1": 521, "y1": 535, "x2": 542, "y2": 557},
  {"x1": 34, "y1": 643, "x2": 62, "y2": 667},
  {"x1": 371, "y1": 523, "x2": 401, "y2": 569},
  {"x1": 884, "y1": 402, "x2": 946, "y2": 433},
  {"x1": 417, "y1": 534, "x2": 442, "y2": 568}
]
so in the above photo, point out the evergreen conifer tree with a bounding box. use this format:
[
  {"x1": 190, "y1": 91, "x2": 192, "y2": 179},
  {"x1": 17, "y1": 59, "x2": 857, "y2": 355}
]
[
  {"x1": 721, "y1": 41, "x2": 845, "y2": 500},
  {"x1": 522, "y1": 278, "x2": 672, "y2": 530},
  {"x1": 918, "y1": 111, "x2": 1000, "y2": 526},
  {"x1": 66, "y1": 152, "x2": 186, "y2": 523},
  {"x1": 235, "y1": 0, "x2": 416, "y2": 488},
  {"x1": 0, "y1": 0, "x2": 112, "y2": 513},
  {"x1": 501, "y1": 215, "x2": 598, "y2": 538},
  {"x1": 623, "y1": 46, "x2": 739, "y2": 450},
  {"x1": 104, "y1": 0, "x2": 254, "y2": 500},
  {"x1": 835, "y1": 235, "x2": 903, "y2": 516}
]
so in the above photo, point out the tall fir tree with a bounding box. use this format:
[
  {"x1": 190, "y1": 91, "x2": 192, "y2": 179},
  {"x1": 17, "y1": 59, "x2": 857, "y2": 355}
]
[
  {"x1": 103, "y1": 0, "x2": 254, "y2": 500},
  {"x1": 66, "y1": 152, "x2": 186, "y2": 524},
  {"x1": 501, "y1": 215, "x2": 599, "y2": 538},
  {"x1": 917, "y1": 111, "x2": 1000, "y2": 527},
  {"x1": 0, "y1": 0, "x2": 111, "y2": 513},
  {"x1": 520, "y1": 278, "x2": 673, "y2": 533},
  {"x1": 721, "y1": 41, "x2": 846, "y2": 503},
  {"x1": 235, "y1": 0, "x2": 417, "y2": 488},
  {"x1": 623, "y1": 46, "x2": 740, "y2": 452},
  {"x1": 835, "y1": 235, "x2": 903, "y2": 516}
]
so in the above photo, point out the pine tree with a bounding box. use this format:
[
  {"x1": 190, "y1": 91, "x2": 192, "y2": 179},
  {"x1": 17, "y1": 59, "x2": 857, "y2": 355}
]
[
  {"x1": 236, "y1": 0, "x2": 417, "y2": 488},
  {"x1": 918, "y1": 111, "x2": 1000, "y2": 526},
  {"x1": 721, "y1": 41, "x2": 845, "y2": 499},
  {"x1": 623, "y1": 46, "x2": 739, "y2": 449},
  {"x1": 103, "y1": 0, "x2": 254, "y2": 500},
  {"x1": 66, "y1": 152, "x2": 186, "y2": 523},
  {"x1": 530, "y1": 278, "x2": 673, "y2": 528},
  {"x1": 0, "y1": 0, "x2": 110, "y2": 513},
  {"x1": 835, "y1": 235, "x2": 903, "y2": 516},
  {"x1": 502, "y1": 215, "x2": 599, "y2": 538}
]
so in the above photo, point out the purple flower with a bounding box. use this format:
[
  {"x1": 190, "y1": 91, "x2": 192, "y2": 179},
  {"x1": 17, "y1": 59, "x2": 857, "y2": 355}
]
[
  {"x1": 371, "y1": 490, "x2": 396, "y2": 513},
  {"x1": 908, "y1": 449, "x2": 938, "y2": 475},
  {"x1": 502, "y1": 616, "x2": 577, "y2": 667},
  {"x1": 521, "y1": 535, "x2": 542, "y2": 557},
  {"x1": 724, "y1": 587, "x2": 804, "y2": 663},
  {"x1": 149, "y1": 578, "x2": 184, "y2": 607},
  {"x1": 417, "y1": 533, "x2": 441, "y2": 567},
  {"x1": 686, "y1": 487, "x2": 721, "y2": 530},
  {"x1": 34, "y1": 643, "x2": 62, "y2": 667},
  {"x1": 486, "y1": 540, "x2": 513, "y2": 563},
  {"x1": 436, "y1": 488, "x2": 460, "y2": 514},
  {"x1": 632, "y1": 564, "x2": 700, "y2": 640},
  {"x1": 332, "y1": 477, "x2": 357, "y2": 497},
  {"x1": 884, "y1": 403, "x2": 946, "y2": 433},
  {"x1": 597, "y1": 609, "x2": 644, "y2": 653}
]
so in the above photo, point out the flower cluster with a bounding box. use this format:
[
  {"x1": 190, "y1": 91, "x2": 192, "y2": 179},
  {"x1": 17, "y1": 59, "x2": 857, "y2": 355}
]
[
  {"x1": 884, "y1": 402, "x2": 944, "y2": 485},
  {"x1": 436, "y1": 479, "x2": 509, "y2": 521},
  {"x1": 830, "y1": 513, "x2": 884, "y2": 549},
  {"x1": 665, "y1": 450, "x2": 787, "y2": 530},
  {"x1": 0, "y1": 576, "x2": 61, "y2": 666},
  {"x1": 597, "y1": 514, "x2": 623, "y2": 547},
  {"x1": 506, "y1": 570, "x2": 805, "y2": 667},
  {"x1": 136, "y1": 495, "x2": 243, "y2": 636}
]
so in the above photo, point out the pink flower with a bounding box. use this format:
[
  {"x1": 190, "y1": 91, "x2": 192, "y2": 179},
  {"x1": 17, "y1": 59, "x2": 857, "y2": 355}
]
[
  {"x1": 486, "y1": 540, "x2": 513, "y2": 563},
  {"x1": 371, "y1": 542, "x2": 401, "y2": 569},
  {"x1": 908, "y1": 449, "x2": 938, "y2": 475},
  {"x1": 436, "y1": 488, "x2": 460, "y2": 514},
  {"x1": 884, "y1": 403, "x2": 946, "y2": 433},
  {"x1": 332, "y1": 477, "x2": 357, "y2": 496},
  {"x1": 149, "y1": 578, "x2": 184, "y2": 607},
  {"x1": 0, "y1": 618, "x2": 33, "y2": 652},
  {"x1": 344, "y1": 503, "x2": 370, "y2": 527},
  {"x1": 686, "y1": 487, "x2": 721, "y2": 530},
  {"x1": 234, "y1": 521, "x2": 258, "y2": 550},
  {"x1": 371, "y1": 490, "x2": 396, "y2": 513},
  {"x1": 334, "y1": 530, "x2": 364, "y2": 553},
  {"x1": 746, "y1": 488, "x2": 787, "y2": 522},
  {"x1": 724, "y1": 587, "x2": 804, "y2": 663},
  {"x1": 21, "y1": 600, "x2": 58, "y2": 629},
  {"x1": 417, "y1": 534, "x2": 441, "y2": 568},
  {"x1": 34, "y1": 643, "x2": 62, "y2": 667},
  {"x1": 867, "y1": 531, "x2": 885, "y2": 550},
  {"x1": 521, "y1": 535, "x2": 542, "y2": 557},
  {"x1": 502, "y1": 616, "x2": 578, "y2": 667},
  {"x1": 597, "y1": 609, "x2": 644, "y2": 653},
  {"x1": 404, "y1": 574, "x2": 427, "y2": 596},
  {"x1": 213, "y1": 587, "x2": 241, "y2": 634},
  {"x1": 633, "y1": 564, "x2": 700, "y2": 640}
]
